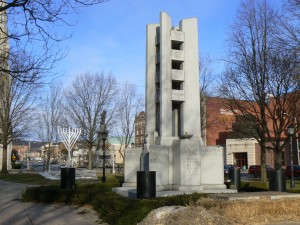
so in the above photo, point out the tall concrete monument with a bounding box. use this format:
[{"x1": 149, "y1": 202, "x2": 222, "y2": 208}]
[{"x1": 123, "y1": 12, "x2": 226, "y2": 192}]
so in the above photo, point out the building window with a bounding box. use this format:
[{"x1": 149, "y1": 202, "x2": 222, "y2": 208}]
[
  {"x1": 172, "y1": 61, "x2": 182, "y2": 70},
  {"x1": 171, "y1": 41, "x2": 182, "y2": 50},
  {"x1": 172, "y1": 81, "x2": 182, "y2": 90}
]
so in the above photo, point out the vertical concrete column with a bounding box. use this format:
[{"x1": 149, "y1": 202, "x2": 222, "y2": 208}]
[
  {"x1": 160, "y1": 12, "x2": 172, "y2": 142},
  {"x1": 146, "y1": 24, "x2": 159, "y2": 135},
  {"x1": 172, "y1": 108, "x2": 178, "y2": 137},
  {"x1": 180, "y1": 18, "x2": 201, "y2": 139}
]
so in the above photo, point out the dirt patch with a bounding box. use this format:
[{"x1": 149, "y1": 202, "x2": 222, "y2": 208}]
[{"x1": 139, "y1": 198, "x2": 300, "y2": 225}]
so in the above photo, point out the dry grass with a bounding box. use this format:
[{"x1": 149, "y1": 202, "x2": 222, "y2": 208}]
[
  {"x1": 140, "y1": 198, "x2": 300, "y2": 225},
  {"x1": 196, "y1": 197, "x2": 300, "y2": 224}
]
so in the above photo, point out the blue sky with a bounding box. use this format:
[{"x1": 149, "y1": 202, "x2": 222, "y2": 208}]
[{"x1": 57, "y1": 0, "x2": 241, "y2": 92}]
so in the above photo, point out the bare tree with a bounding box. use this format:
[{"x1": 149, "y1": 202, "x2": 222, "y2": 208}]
[
  {"x1": 114, "y1": 82, "x2": 144, "y2": 158},
  {"x1": 35, "y1": 81, "x2": 64, "y2": 171},
  {"x1": 218, "y1": 0, "x2": 300, "y2": 182},
  {"x1": 64, "y1": 72, "x2": 118, "y2": 170},
  {"x1": 282, "y1": 0, "x2": 300, "y2": 88},
  {"x1": 282, "y1": 0, "x2": 300, "y2": 46},
  {"x1": 0, "y1": 57, "x2": 40, "y2": 173},
  {"x1": 199, "y1": 54, "x2": 216, "y2": 145},
  {"x1": 0, "y1": 0, "x2": 108, "y2": 83}
]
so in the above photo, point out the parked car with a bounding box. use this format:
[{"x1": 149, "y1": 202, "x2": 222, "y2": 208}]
[
  {"x1": 224, "y1": 164, "x2": 241, "y2": 176},
  {"x1": 248, "y1": 165, "x2": 273, "y2": 178},
  {"x1": 286, "y1": 165, "x2": 300, "y2": 179},
  {"x1": 224, "y1": 165, "x2": 231, "y2": 175}
]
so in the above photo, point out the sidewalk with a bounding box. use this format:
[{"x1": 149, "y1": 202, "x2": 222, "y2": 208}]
[{"x1": 0, "y1": 180, "x2": 105, "y2": 225}]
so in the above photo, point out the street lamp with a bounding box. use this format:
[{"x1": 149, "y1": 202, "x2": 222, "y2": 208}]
[
  {"x1": 100, "y1": 127, "x2": 108, "y2": 183},
  {"x1": 111, "y1": 146, "x2": 115, "y2": 174},
  {"x1": 26, "y1": 141, "x2": 31, "y2": 170},
  {"x1": 287, "y1": 124, "x2": 295, "y2": 189}
]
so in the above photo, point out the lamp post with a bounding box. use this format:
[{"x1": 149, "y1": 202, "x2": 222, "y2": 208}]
[
  {"x1": 100, "y1": 127, "x2": 108, "y2": 183},
  {"x1": 287, "y1": 124, "x2": 295, "y2": 189},
  {"x1": 284, "y1": 113, "x2": 299, "y2": 165},
  {"x1": 26, "y1": 141, "x2": 31, "y2": 170},
  {"x1": 112, "y1": 146, "x2": 115, "y2": 174}
]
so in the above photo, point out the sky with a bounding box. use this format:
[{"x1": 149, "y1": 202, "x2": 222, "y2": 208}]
[{"x1": 56, "y1": 0, "x2": 242, "y2": 93}]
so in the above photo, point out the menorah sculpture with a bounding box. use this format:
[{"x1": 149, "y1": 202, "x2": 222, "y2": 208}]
[{"x1": 58, "y1": 127, "x2": 81, "y2": 167}]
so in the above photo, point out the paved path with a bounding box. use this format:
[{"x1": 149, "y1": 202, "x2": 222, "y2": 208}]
[
  {"x1": 207, "y1": 191, "x2": 300, "y2": 201},
  {"x1": 0, "y1": 180, "x2": 105, "y2": 225}
]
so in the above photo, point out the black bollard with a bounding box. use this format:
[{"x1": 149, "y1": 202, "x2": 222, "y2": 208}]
[
  {"x1": 137, "y1": 171, "x2": 156, "y2": 198},
  {"x1": 61, "y1": 167, "x2": 76, "y2": 189},
  {"x1": 229, "y1": 166, "x2": 241, "y2": 191},
  {"x1": 269, "y1": 169, "x2": 286, "y2": 192}
]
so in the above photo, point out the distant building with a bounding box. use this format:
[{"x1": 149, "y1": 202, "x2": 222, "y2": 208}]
[
  {"x1": 204, "y1": 96, "x2": 299, "y2": 168},
  {"x1": 108, "y1": 137, "x2": 127, "y2": 165},
  {"x1": 12, "y1": 141, "x2": 44, "y2": 161},
  {"x1": 133, "y1": 95, "x2": 299, "y2": 169},
  {"x1": 134, "y1": 112, "x2": 145, "y2": 147}
]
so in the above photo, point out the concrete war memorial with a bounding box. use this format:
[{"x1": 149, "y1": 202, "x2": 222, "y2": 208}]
[{"x1": 115, "y1": 12, "x2": 234, "y2": 197}]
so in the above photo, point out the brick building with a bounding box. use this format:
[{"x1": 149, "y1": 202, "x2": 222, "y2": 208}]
[
  {"x1": 133, "y1": 95, "x2": 299, "y2": 169},
  {"x1": 204, "y1": 97, "x2": 299, "y2": 169}
]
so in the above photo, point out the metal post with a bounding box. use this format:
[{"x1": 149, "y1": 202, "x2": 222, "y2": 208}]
[
  {"x1": 26, "y1": 141, "x2": 31, "y2": 170},
  {"x1": 99, "y1": 110, "x2": 108, "y2": 182},
  {"x1": 295, "y1": 119, "x2": 299, "y2": 165},
  {"x1": 43, "y1": 151, "x2": 46, "y2": 172},
  {"x1": 290, "y1": 135, "x2": 295, "y2": 189},
  {"x1": 112, "y1": 149, "x2": 115, "y2": 174},
  {"x1": 297, "y1": 132, "x2": 299, "y2": 165},
  {"x1": 102, "y1": 138, "x2": 106, "y2": 183}
]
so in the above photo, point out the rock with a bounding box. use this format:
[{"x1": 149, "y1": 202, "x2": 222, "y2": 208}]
[{"x1": 137, "y1": 206, "x2": 186, "y2": 225}]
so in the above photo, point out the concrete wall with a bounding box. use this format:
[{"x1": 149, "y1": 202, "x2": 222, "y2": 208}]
[
  {"x1": 226, "y1": 139, "x2": 257, "y2": 167},
  {"x1": 200, "y1": 146, "x2": 225, "y2": 188}
]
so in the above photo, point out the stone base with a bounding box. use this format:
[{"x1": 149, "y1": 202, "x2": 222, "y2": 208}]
[
  {"x1": 202, "y1": 184, "x2": 227, "y2": 189},
  {"x1": 123, "y1": 139, "x2": 226, "y2": 193},
  {"x1": 122, "y1": 182, "x2": 136, "y2": 187},
  {"x1": 113, "y1": 187, "x2": 237, "y2": 198},
  {"x1": 174, "y1": 185, "x2": 204, "y2": 192},
  {"x1": 40, "y1": 168, "x2": 98, "y2": 180}
]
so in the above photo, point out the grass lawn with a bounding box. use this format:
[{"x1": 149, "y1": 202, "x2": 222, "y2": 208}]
[
  {"x1": 240, "y1": 178, "x2": 300, "y2": 192},
  {"x1": 0, "y1": 172, "x2": 204, "y2": 225},
  {"x1": 0, "y1": 172, "x2": 60, "y2": 185},
  {"x1": 1, "y1": 172, "x2": 300, "y2": 225}
]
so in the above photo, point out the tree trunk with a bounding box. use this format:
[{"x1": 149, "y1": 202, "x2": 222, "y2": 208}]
[
  {"x1": 274, "y1": 150, "x2": 282, "y2": 170},
  {"x1": 261, "y1": 143, "x2": 267, "y2": 183},
  {"x1": 46, "y1": 152, "x2": 51, "y2": 171},
  {"x1": 88, "y1": 148, "x2": 93, "y2": 170},
  {"x1": 1, "y1": 142, "x2": 8, "y2": 174}
]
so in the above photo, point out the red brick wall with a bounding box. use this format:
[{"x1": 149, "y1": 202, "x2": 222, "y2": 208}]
[{"x1": 205, "y1": 97, "x2": 234, "y2": 146}]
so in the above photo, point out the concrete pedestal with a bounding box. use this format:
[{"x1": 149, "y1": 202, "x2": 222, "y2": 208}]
[
  {"x1": 123, "y1": 140, "x2": 226, "y2": 192},
  {"x1": 172, "y1": 139, "x2": 203, "y2": 191}
]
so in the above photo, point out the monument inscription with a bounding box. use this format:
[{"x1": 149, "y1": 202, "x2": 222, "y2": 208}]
[{"x1": 186, "y1": 159, "x2": 200, "y2": 177}]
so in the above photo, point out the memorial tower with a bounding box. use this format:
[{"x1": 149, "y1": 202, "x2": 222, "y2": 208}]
[
  {"x1": 146, "y1": 12, "x2": 201, "y2": 146},
  {"x1": 122, "y1": 12, "x2": 226, "y2": 193}
]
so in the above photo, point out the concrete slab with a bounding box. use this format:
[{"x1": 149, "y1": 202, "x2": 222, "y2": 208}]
[
  {"x1": 112, "y1": 187, "x2": 237, "y2": 198},
  {"x1": 207, "y1": 191, "x2": 300, "y2": 201},
  {"x1": 39, "y1": 168, "x2": 98, "y2": 180}
]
